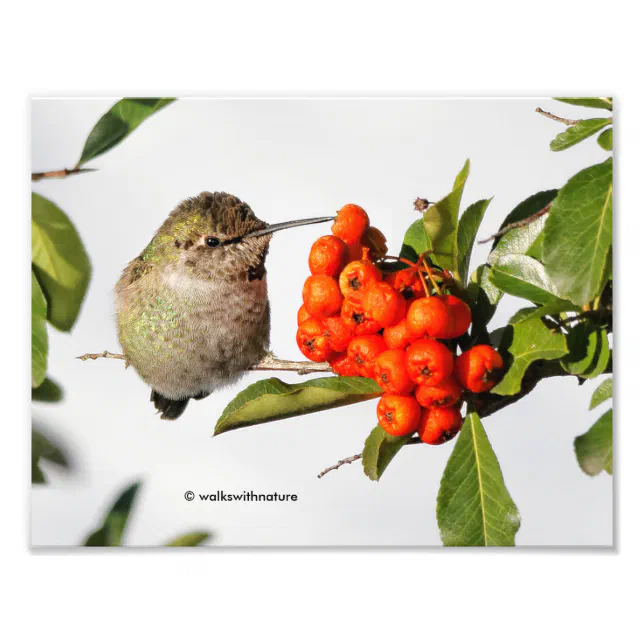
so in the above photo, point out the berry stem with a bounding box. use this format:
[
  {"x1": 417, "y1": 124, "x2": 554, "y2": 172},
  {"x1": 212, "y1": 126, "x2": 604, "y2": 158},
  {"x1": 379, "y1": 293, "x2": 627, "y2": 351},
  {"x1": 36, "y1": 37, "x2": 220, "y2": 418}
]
[{"x1": 423, "y1": 258, "x2": 442, "y2": 295}]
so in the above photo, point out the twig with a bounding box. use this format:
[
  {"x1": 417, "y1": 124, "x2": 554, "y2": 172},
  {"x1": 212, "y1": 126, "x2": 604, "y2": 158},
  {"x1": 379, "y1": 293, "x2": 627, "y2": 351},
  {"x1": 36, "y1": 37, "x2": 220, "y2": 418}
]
[
  {"x1": 317, "y1": 454, "x2": 362, "y2": 478},
  {"x1": 535, "y1": 107, "x2": 580, "y2": 126},
  {"x1": 76, "y1": 349, "x2": 332, "y2": 376},
  {"x1": 32, "y1": 167, "x2": 97, "y2": 182},
  {"x1": 76, "y1": 350, "x2": 126, "y2": 361},
  {"x1": 479, "y1": 202, "x2": 552, "y2": 244},
  {"x1": 250, "y1": 354, "x2": 332, "y2": 375}
]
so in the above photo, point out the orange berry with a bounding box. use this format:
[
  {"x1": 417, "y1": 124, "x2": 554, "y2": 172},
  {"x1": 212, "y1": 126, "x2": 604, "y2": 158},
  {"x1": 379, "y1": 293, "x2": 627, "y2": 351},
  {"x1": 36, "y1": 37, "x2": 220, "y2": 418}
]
[
  {"x1": 332, "y1": 204, "x2": 370, "y2": 244},
  {"x1": 405, "y1": 339, "x2": 454, "y2": 386},
  {"x1": 441, "y1": 295, "x2": 472, "y2": 338},
  {"x1": 385, "y1": 268, "x2": 425, "y2": 301},
  {"x1": 377, "y1": 394, "x2": 421, "y2": 437},
  {"x1": 297, "y1": 304, "x2": 312, "y2": 326},
  {"x1": 407, "y1": 296, "x2": 453, "y2": 339},
  {"x1": 417, "y1": 406, "x2": 463, "y2": 445},
  {"x1": 346, "y1": 335, "x2": 386, "y2": 378},
  {"x1": 362, "y1": 282, "x2": 406, "y2": 327},
  {"x1": 362, "y1": 226, "x2": 388, "y2": 261},
  {"x1": 339, "y1": 258, "x2": 381, "y2": 303},
  {"x1": 296, "y1": 319, "x2": 334, "y2": 362},
  {"x1": 383, "y1": 315, "x2": 414, "y2": 350},
  {"x1": 454, "y1": 345, "x2": 504, "y2": 393},
  {"x1": 308, "y1": 235, "x2": 350, "y2": 277},
  {"x1": 415, "y1": 377, "x2": 462, "y2": 408},
  {"x1": 346, "y1": 241, "x2": 366, "y2": 262},
  {"x1": 302, "y1": 275, "x2": 343, "y2": 318},
  {"x1": 329, "y1": 352, "x2": 361, "y2": 377},
  {"x1": 322, "y1": 316, "x2": 353, "y2": 352},
  {"x1": 374, "y1": 349, "x2": 415, "y2": 395},
  {"x1": 340, "y1": 298, "x2": 383, "y2": 336}
]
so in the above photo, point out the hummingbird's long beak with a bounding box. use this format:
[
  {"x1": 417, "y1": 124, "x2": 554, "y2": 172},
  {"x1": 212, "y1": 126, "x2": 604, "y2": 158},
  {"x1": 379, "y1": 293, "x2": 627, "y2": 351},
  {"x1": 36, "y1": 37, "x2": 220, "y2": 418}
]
[{"x1": 243, "y1": 216, "x2": 335, "y2": 239}]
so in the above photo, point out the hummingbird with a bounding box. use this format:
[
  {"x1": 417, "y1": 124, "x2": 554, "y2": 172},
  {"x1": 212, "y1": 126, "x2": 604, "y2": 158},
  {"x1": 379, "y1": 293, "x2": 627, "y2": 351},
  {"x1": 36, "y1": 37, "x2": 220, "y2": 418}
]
[{"x1": 115, "y1": 191, "x2": 333, "y2": 420}]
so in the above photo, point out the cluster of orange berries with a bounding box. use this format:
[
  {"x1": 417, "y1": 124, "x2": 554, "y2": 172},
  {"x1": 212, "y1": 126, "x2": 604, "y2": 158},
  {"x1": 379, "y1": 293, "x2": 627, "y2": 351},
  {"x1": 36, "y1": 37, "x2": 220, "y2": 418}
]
[{"x1": 296, "y1": 204, "x2": 504, "y2": 446}]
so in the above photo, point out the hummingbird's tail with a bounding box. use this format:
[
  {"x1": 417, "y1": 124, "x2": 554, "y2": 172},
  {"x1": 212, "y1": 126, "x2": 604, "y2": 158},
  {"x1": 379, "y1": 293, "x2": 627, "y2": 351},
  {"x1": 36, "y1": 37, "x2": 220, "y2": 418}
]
[{"x1": 151, "y1": 390, "x2": 190, "y2": 420}]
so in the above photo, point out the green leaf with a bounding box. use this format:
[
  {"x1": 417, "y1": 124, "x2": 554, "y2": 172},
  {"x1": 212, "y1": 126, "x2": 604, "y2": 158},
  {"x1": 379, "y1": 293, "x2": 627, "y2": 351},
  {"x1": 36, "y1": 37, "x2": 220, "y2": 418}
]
[
  {"x1": 509, "y1": 300, "x2": 579, "y2": 325},
  {"x1": 84, "y1": 481, "x2": 141, "y2": 546},
  {"x1": 489, "y1": 215, "x2": 549, "y2": 266},
  {"x1": 488, "y1": 190, "x2": 558, "y2": 252},
  {"x1": 362, "y1": 425, "x2": 412, "y2": 481},
  {"x1": 400, "y1": 218, "x2": 431, "y2": 262},
  {"x1": 436, "y1": 412, "x2": 520, "y2": 546},
  {"x1": 467, "y1": 265, "x2": 502, "y2": 341},
  {"x1": 32, "y1": 428, "x2": 70, "y2": 484},
  {"x1": 550, "y1": 118, "x2": 612, "y2": 152},
  {"x1": 492, "y1": 318, "x2": 568, "y2": 396},
  {"x1": 574, "y1": 410, "x2": 612, "y2": 476},
  {"x1": 554, "y1": 97, "x2": 613, "y2": 111},
  {"x1": 214, "y1": 376, "x2": 382, "y2": 435},
  {"x1": 456, "y1": 198, "x2": 493, "y2": 286},
  {"x1": 589, "y1": 378, "x2": 612, "y2": 410},
  {"x1": 597, "y1": 128, "x2": 613, "y2": 151},
  {"x1": 78, "y1": 98, "x2": 175, "y2": 166},
  {"x1": 166, "y1": 532, "x2": 212, "y2": 547},
  {"x1": 32, "y1": 194, "x2": 92, "y2": 331},
  {"x1": 561, "y1": 324, "x2": 610, "y2": 379},
  {"x1": 488, "y1": 254, "x2": 564, "y2": 305},
  {"x1": 32, "y1": 377, "x2": 63, "y2": 402},
  {"x1": 31, "y1": 271, "x2": 48, "y2": 388},
  {"x1": 543, "y1": 159, "x2": 612, "y2": 306},
  {"x1": 423, "y1": 159, "x2": 470, "y2": 275}
]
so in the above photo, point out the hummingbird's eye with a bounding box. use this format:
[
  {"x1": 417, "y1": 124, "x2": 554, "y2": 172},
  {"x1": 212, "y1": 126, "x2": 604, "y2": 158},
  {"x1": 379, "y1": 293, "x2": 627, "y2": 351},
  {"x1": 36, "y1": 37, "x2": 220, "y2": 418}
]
[{"x1": 205, "y1": 236, "x2": 221, "y2": 248}]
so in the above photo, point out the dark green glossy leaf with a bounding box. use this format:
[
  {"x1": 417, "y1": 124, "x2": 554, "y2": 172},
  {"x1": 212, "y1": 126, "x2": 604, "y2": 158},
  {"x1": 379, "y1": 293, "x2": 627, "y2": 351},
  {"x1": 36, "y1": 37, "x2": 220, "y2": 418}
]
[
  {"x1": 362, "y1": 425, "x2": 411, "y2": 481},
  {"x1": 554, "y1": 97, "x2": 613, "y2": 111},
  {"x1": 32, "y1": 377, "x2": 63, "y2": 402},
  {"x1": 590, "y1": 378, "x2": 612, "y2": 410},
  {"x1": 489, "y1": 216, "x2": 549, "y2": 266},
  {"x1": 214, "y1": 377, "x2": 382, "y2": 435},
  {"x1": 467, "y1": 265, "x2": 502, "y2": 341},
  {"x1": 423, "y1": 159, "x2": 470, "y2": 274},
  {"x1": 543, "y1": 159, "x2": 612, "y2": 306},
  {"x1": 492, "y1": 318, "x2": 568, "y2": 396},
  {"x1": 31, "y1": 271, "x2": 48, "y2": 388},
  {"x1": 487, "y1": 190, "x2": 558, "y2": 251},
  {"x1": 509, "y1": 300, "x2": 579, "y2": 325},
  {"x1": 437, "y1": 412, "x2": 520, "y2": 546},
  {"x1": 574, "y1": 410, "x2": 612, "y2": 476},
  {"x1": 489, "y1": 254, "x2": 564, "y2": 305},
  {"x1": 32, "y1": 194, "x2": 91, "y2": 331},
  {"x1": 78, "y1": 98, "x2": 175, "y2": 166},
  {"x1": 597, "y1": 128, "x2": 613, "y2": 151},
  {"x1": 456, "y1": 198, "x2": 492, "y2": 285},
  {"x1": 166, "y1": 532, "x2": 212, "y2": 547},
  {"x1": 84, "y1": 481, "x2": 141, "y2": 546},
  {"x1": 561, "y1": 324, "x2": 610, "y2": 379},
  {"x1": 550, "y1": 118, "x2": 612, "y2": 152},
  {"x1": 400, "y1": 218, "x2": 431, "y2": 262}
]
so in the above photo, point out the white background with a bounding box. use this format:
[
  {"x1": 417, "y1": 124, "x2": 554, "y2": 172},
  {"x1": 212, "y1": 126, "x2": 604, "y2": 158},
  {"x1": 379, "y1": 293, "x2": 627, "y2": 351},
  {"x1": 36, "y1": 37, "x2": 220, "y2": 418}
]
[
  {"x1": 4, "y1": 1, "x2": 642, "y2": 642},
  {"x1": 31, "y1": 97, "x2": 613, "y2": 547}
]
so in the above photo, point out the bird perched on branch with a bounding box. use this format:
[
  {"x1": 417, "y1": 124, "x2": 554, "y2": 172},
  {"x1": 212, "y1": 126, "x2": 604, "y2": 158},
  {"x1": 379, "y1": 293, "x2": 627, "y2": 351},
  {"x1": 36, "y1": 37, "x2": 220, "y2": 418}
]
[{"x1": 115, "y1": 191, "x2": 333, "y2": 419}]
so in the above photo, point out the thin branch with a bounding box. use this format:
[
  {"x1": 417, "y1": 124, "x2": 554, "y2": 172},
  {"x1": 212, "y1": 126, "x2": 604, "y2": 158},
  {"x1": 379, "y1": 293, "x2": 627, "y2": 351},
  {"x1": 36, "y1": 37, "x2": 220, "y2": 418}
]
[
  {"x1": 249, "y1": 354, "x2": 332, "y2": 375},
  {"x1": 32, "y1": 167, "x2": 97, "y2": 182},
  {"x1": 317, "y1": 454, "x2": 362, "y2": 478},
  {"x1": 535, "y1": 107, "x2": 581, "y2": 126},
  {"x1": 479, "y1": 202, "x2": 552, "y2": 244},
  {"x1": 76, "y1": 349, "x2": 332, "y2": 376},
  {"x1": 76, "y1": 350, "x2": 126, "y2": 361}
]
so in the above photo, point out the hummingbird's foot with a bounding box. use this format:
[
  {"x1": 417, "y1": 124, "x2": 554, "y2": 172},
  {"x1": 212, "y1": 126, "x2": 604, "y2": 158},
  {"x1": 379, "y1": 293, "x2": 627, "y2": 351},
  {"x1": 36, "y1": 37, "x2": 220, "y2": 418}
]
[{"x1": 150, "y1": 390, "x2": 190, "y2": 420}]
